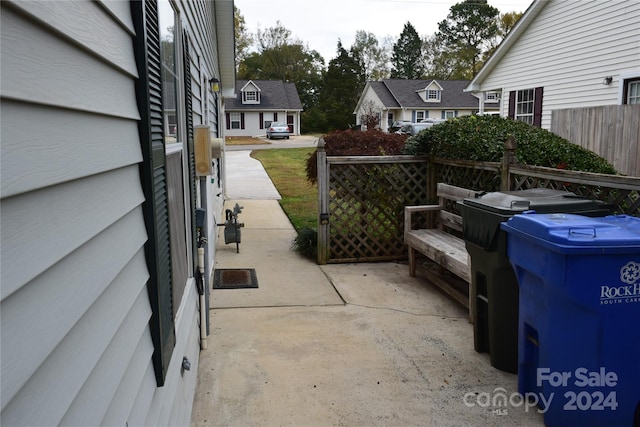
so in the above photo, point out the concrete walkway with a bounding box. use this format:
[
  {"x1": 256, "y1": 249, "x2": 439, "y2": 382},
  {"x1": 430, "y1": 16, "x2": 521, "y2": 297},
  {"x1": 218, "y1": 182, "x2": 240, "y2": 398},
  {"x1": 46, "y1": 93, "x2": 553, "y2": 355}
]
[{"x1": 190, "y1": 145, "x2": 544, "y2": 426}]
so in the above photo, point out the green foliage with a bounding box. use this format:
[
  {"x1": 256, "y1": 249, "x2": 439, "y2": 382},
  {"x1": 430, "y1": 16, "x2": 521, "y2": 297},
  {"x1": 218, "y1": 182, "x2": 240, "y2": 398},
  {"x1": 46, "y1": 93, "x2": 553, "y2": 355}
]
[
  {"x1": 403, "y1": 115, "x2": 618, "y2": 174},
  {"x1": 437, "y1": 0, "x2": 500, "y2": 77},
  {"x1": 317, "y1": 42, "x2": 366, "y2": 131},
  {"x1": 391, "y1": 22, "x2": 425, "y2": 79},
  {"x1": 306, "y1": 129, "x2": 408, "y2": 184},
  {"x1": 290, "y1": 227, "x2": 318, "y2": 260}
]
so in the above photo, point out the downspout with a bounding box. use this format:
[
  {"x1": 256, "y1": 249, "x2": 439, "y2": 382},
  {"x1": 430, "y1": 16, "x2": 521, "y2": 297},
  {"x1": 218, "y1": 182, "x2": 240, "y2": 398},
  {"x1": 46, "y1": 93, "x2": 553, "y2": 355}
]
[{"x1": 198, "y1": 246, "x2": 207, "y2": 349}]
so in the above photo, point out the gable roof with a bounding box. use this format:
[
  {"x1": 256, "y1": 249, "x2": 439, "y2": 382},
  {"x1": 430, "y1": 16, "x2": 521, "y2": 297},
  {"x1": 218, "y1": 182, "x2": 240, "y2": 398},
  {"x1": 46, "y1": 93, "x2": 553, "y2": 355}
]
[
  {"x1": 227, "y1": 80, "x2": 303, "y2": 111},
  {"x1": 371, "y1": 79, "x2": 478, "y2": 109}
]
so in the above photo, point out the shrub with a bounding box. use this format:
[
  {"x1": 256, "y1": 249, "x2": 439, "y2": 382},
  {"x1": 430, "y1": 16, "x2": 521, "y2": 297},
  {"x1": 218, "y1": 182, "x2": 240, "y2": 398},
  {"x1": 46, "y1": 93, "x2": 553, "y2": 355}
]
[
  {"x1": 403, "y1": 115, "x2": 617, "y2": 174},
  {"x1": 306, "y1": 129, "x2": 408, "y2": 184},
  {"x1": 290, "y1": 227, "x2": 317, "y2": 260}
]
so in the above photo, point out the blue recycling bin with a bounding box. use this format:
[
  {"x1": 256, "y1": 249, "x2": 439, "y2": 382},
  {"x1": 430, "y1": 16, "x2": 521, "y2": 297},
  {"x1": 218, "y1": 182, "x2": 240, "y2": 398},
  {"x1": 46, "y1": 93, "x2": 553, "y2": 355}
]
[{"x1": 501, "y1": 213, "x2": 640, "y2": 427}]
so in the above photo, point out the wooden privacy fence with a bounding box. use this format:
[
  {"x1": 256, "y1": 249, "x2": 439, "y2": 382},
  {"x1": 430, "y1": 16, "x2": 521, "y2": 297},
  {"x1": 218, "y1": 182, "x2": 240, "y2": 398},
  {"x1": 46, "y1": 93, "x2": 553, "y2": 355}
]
[
  {"x1": 551, "y1": 105, "x2": 640, "y2": 177},
  {"x1": 317, "y1": 138, "x2": 640, "y2": 264}
]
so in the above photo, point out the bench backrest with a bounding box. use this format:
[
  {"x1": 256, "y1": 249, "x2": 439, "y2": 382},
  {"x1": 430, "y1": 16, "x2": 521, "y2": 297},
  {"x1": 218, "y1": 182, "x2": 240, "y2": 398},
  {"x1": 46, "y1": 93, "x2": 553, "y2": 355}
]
[{"x1": 435, "y1": 183, "x2": 478, "y2": 233}]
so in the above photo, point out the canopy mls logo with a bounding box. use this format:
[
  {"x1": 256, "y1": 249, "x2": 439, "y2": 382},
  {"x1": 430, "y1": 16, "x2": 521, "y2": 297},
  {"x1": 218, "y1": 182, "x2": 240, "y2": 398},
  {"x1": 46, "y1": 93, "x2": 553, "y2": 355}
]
[{"x1": 600, "y1": 261, "x2": 640, "y2": 305}]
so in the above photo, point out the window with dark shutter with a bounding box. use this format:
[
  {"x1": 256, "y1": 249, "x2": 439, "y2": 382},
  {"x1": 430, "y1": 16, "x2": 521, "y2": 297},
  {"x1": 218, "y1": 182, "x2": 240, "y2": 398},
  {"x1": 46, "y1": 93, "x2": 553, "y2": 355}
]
[
  {"x1": 509, "y1": 88, "x2": 543, "y2": 127},
  {"x1": 131, "y1": 0, "x2": 176, "y2": 387}
]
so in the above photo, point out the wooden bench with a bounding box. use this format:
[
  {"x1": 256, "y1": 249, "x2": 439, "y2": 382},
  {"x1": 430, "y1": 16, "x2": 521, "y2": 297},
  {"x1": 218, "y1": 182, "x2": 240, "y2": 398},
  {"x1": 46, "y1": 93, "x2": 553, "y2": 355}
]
[{"x1": 404, "y1": 183, "x2": 478, "y2": 310}]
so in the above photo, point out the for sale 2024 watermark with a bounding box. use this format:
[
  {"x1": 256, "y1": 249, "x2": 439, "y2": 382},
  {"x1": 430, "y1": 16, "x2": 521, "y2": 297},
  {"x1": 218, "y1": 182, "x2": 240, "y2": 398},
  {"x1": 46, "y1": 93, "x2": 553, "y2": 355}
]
[{"x1": 463, "y1": 367, "x2": 618, "y2": 415}]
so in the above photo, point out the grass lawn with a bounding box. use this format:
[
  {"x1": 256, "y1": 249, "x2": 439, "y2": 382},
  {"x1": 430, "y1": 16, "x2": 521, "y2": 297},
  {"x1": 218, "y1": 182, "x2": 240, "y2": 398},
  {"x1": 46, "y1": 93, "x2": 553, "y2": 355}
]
[{"x1": 250, "y1": 148, "x2": 317, "y2": 231}]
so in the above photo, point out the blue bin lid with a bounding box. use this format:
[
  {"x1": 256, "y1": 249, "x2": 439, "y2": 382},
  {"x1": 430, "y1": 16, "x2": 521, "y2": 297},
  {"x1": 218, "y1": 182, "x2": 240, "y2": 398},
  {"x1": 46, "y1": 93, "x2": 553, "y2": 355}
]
[{"x1": 500, "y1": 213, "x2": 640, "y2": 254}]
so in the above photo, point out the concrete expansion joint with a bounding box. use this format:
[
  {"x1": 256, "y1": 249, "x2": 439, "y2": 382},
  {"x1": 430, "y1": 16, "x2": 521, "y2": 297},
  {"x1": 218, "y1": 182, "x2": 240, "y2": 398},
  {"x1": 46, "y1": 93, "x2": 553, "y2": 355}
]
[{"x1": 346, "y1": 302, "x2": 467, "y2": 319}]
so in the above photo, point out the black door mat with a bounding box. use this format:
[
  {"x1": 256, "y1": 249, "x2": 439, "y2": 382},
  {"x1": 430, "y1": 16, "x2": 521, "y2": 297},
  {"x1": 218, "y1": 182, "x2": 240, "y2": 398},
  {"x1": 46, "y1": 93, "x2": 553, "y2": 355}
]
[{"x1": 213, "y1": 269, "x2": 259, "y2": 289}]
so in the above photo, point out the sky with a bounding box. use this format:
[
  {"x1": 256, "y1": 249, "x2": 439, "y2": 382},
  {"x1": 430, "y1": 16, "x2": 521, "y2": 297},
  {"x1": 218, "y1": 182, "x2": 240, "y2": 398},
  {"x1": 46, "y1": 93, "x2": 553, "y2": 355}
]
[{"x1": 234, "y1": 0, "x2": 534, "y2": 63}]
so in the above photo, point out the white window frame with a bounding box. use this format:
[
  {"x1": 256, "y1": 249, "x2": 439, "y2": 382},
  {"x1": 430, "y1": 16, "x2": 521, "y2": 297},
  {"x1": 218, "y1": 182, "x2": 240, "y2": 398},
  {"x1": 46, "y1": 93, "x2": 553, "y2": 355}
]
[
  {"x1": 515, "y1": 89, "x2": 534, "y2": 125},
  {"x1": 230, "y1": 112, "x2": 241, "y2": 129},
  {"x1": 617, "y1": 72, "x2": 640, "y2": 104},
  {"x1": 444, "y1": 110, "x2": 456, "y2": 119},
  {"x1": 485, "y1": 91, "x2": 500, "y2": 102},
  {"x1": 415, "y1": 110, "x2": 426, "y2": 122},
  {"x1": 427, "y1": 90, "x2": 441, "y2": 102},
  {"x1": 242, "y1": 90, "x2": 260, "y2": 104},
  {"x1": 625, "y1": 79, "x2": 640, "y2": 105}
]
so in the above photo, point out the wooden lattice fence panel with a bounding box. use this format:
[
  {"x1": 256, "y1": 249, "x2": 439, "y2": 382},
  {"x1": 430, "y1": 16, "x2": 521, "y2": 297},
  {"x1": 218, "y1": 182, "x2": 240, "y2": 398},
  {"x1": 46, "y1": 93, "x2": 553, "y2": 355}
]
[
  {"x1": 324, "y1": 157, "x2": 429, "y2": 263},
  {"x1": 434, "y1": 159, "x2": 502, "y2": 193},
  {"x1": 510, "y1": 165, "x2": 640, "y2": 216}
]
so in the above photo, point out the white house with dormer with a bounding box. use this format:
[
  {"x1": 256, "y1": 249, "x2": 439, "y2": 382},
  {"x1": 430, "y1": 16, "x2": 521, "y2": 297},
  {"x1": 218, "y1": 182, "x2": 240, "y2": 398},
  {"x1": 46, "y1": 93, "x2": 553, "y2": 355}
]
[
  {"x1": 225, "y1": 80, "x2": 303, "y2": 137},
  {"x1": 354, "y1": 79, "x2": 498, "y2": 132}
]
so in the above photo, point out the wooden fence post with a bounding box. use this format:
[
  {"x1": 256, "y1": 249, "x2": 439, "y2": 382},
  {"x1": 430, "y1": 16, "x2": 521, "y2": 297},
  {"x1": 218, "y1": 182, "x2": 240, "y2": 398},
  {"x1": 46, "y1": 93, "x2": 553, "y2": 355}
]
[
  {"x1": 316, "y1": 138, "x2": 329, "y2": 264},
  {"x1": 501, "y1": 136, "x2": 517, "y2": 191}
]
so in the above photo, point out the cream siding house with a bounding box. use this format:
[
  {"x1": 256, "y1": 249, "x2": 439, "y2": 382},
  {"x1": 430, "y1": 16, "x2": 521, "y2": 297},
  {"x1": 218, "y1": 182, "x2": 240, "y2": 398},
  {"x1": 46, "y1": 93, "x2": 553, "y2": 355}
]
[
  {"x1": 225, "y1": 80, "x2": 303, "y2": 137},
  {"x1": 466, "y1": 0, "x2": 640, "y2": 130},
  {"x1": 1, "y1": 0, "x2": 234, "y2": 425},
  {"x1": 354, "y1": 79, "x2": 497, "y2": 132}
]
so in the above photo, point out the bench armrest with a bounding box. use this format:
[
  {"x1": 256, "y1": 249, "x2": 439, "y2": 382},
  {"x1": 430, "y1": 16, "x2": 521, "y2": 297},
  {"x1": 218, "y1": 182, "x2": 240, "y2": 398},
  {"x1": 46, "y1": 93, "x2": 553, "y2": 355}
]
[{"x1": 404, "y1": 204, "x2": 443, "y2": 236}]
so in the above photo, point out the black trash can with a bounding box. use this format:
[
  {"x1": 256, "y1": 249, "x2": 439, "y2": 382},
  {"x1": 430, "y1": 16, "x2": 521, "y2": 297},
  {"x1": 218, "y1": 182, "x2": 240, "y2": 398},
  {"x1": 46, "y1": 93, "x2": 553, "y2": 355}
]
[{"x1": 459, "y1": 189, "x2": 612, "y2": 373}]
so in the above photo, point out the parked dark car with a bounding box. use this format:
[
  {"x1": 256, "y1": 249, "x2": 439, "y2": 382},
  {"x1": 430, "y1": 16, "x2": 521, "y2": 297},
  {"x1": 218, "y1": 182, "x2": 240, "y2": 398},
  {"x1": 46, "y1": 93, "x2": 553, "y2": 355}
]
[{"x1": 266, "y1": 122, "x2": 290, "y2": 139}]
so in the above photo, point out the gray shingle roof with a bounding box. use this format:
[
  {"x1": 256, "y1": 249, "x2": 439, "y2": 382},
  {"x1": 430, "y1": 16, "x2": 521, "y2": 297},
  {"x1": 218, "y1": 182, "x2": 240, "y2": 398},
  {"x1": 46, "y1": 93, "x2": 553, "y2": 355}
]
[
  {"x1": 227, "y1": 80, "x2": 303, "y2": 110},
  {"x1": 372, "y1": 79, "x2": 478, "y2": 109}
]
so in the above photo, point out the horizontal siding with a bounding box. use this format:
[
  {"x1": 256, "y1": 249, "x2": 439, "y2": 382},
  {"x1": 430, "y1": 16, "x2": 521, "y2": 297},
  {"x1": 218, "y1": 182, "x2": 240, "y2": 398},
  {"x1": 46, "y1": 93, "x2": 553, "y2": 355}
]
[
  {"x1": 59, "y1": 268, "x2": 152, "y2": 425},
  {"x1": 479, "y1": 0, "x2": 640, "y2": 129},
  {"x1": 1, "y1": 100, "x2": 142, "y2": 198},
  {"x1": 1, "y1": 5, "x2": 140, "y2": 119},
  {"x1": 0, "y1": 1, "x2": 159, "y2": 426},
  {"x1": 7, "y1": 0, "x2": 137, "y2": 76},
  {"x1": 1, "y1": 0, "x2": 224, "y2": 424},
  {"x1": 99, "y1": 0, "x2": 136, "y2": 34},
  {"x1": 0, "y1": 208, "x2": 147, "y2": 410},
  {"x1": 1, "y1": 249, "x2": 150, "y2": 425},
  {"x1": 100, "y1": 331, "x2": 155, "y2": 425},
  {"x1": 144, "y1": 282, "x2": 201, "y2": 426},
  {"x1": 0, "y1": 166, "x2": 146, "y2": 300}
]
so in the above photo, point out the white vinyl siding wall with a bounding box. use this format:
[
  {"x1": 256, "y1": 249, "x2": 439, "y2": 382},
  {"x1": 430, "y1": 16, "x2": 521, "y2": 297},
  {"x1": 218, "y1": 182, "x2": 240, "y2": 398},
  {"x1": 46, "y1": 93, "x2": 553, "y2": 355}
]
[
  {"x1": 479, "y1": 0, "x2": 640, "y2": 130},
  {"x1": 0, "y1": 0, "x2": 220, "y2": 424}
]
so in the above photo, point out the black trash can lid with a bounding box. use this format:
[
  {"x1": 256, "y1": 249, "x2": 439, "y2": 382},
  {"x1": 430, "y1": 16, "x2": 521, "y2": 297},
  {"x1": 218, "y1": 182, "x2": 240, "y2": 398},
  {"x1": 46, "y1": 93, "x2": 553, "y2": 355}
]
[{"x1": 463, "y1": 189, "x2": 607, "y2": 215}]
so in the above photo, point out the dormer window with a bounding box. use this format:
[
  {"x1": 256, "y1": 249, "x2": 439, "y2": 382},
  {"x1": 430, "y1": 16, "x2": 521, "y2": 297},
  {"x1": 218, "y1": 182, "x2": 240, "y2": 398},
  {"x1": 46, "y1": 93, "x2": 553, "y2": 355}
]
[
  {"x1": 240, "y1": 80, "x2": 261, "y2": 104},
  {"x1": 242, "y1": 90, "x2": 259, "y2": 104},
  {"x1": 417, "y1": 81, "x2": 444, "y2": 103}
]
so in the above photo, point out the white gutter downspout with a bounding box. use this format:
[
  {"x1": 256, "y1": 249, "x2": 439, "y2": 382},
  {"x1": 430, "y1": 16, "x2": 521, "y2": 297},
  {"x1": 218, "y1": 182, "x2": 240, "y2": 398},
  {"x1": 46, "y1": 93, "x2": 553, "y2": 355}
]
[{"x1": 198, "y1": 247, "x2": 207, "y2": 349}]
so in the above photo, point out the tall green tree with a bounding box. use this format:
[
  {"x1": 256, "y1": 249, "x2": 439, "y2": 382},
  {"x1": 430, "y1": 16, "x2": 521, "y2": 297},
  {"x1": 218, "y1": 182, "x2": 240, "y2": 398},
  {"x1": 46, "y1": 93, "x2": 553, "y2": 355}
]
[
  {"x1": 350, "y1": 30, "x2": 390, "y2": 81},
  {"x1": 237, "y1": 22, "x2": 324, "y2": 112},
  {"x1": 437, "y1": 0, "x2": 499, "y2": 78},
  {"x1": 234, "y1": 7, "x2": 253, "y2": 69},
  {"x1": 423, "y1": 33, "x2": 473, "y2": 80},
  {"x1": 391, "y1": 22, "x2": 425, "y2": 79},
  {"x1": 318, "y1": 41, "x2": 366, "y2": 131}
]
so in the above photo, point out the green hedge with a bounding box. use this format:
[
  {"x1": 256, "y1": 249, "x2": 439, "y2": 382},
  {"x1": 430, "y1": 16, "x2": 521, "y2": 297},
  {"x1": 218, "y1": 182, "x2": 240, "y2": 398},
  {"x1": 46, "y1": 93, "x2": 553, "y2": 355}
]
[{"x1": 403, "y1": 115, "x2": 617, "y2": 174}]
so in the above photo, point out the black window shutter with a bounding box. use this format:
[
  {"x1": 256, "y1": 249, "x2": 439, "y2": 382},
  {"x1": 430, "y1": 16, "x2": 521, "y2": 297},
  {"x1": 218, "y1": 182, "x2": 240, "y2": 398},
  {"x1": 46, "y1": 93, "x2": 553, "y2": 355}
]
[
  {"x1": 183, "y1": 30, "x2": 198, "y2": 272},
  {"x1": 131, "y1": 0, "x2": 175, "y2": 387},
  {"x1": 241, "y1": 113, "x2": 245, "y2": 129},
  {"x1": 508, "y1": 91, "x2": 516, "y2": 119},
  {"x1": 226, "y1": 113, "x2": 230, "y2": 129},
  {"x1": 274, "y1": 112, "x2": 278, "y2": 122},
  {"x1": 259, "y1": 113, "x2": 263, "y2": 129},
  {"x1": 533, "y1": 87, "x2": 544, "y2": 127}
]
